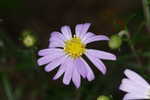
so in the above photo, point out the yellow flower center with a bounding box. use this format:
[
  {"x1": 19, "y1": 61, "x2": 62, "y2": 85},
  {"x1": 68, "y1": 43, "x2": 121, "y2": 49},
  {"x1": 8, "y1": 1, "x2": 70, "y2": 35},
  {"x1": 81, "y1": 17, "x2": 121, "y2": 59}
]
[{"x1": 64, "y1": 37, "x2": 85, "y2": 59}]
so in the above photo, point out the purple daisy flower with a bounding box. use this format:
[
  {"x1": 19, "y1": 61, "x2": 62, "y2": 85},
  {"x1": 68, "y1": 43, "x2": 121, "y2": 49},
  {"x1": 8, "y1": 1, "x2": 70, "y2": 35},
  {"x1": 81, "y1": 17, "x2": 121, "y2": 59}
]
[
  {"x1": 37, "y1": 23, "x2": 116, "y2": 88},
  {"x1": 119, "y1": 69, "x2": 150, "y2": 100}
]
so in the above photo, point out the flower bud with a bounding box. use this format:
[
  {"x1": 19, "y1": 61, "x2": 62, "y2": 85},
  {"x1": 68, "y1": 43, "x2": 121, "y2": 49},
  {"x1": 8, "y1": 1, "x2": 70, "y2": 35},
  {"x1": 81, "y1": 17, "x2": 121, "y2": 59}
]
[
  {"x1": 97, "y1": 95, "x2": 110, "y2": 100},
  {"x1": 109, "y1": 35, "x2": 122, "y2": 49},
  {"x1": 22, "y1": 30, "x2": 36, "y2": 47}
]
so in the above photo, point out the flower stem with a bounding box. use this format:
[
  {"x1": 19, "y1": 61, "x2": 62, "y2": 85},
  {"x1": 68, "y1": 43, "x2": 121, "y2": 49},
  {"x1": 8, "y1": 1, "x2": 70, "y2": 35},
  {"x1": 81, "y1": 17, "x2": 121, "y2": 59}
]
[
  {"x1": 142, "y1": 0, "x2": 150, "y2": 32},
  {"x1": 120, "y1": 29, "x2": 143, "y2": 67},
  {"x1": 2, "y1": 75, "x2": 14, "y2": 100}
]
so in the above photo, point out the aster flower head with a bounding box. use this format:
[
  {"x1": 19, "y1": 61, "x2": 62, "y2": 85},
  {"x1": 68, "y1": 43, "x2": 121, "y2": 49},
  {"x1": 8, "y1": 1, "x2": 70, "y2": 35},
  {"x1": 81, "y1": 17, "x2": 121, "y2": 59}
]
[
  {"x1": 119, "y1": 69, "x2": 150, "y2": 100},
  {"x1": 37, "y1": 23, "x2": 116, "y2": 88}
]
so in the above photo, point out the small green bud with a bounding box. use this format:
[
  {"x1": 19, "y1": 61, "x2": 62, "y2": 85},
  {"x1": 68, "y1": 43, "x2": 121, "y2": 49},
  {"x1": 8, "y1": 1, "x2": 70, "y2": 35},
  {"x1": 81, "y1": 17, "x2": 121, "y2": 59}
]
[
  {"x1": 22, "y1": 30, "x2": 36, "y2": 47},
  {"x1": 97, "y1": 95, "x2": 110, "y2": 100},
  {"x1": 109, "y1": 35, "x2": 122, "y2": 49}
]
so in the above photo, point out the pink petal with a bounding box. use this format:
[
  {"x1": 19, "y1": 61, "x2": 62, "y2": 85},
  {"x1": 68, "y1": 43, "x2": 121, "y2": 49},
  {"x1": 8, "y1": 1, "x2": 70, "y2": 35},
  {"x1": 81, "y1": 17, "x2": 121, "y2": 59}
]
[
  {"x1": 124, "y1": 69, "x2": 150, "y2": 88},
  {"x1": 63, "y1": 58, "x2": 73, "y2": 85},
  {"x1": 79, "y1": 23, "x2": 91, "y2": 38},
  {"x1": 75, "y1": 24, "x2": 83, "y2": 37},
  {"x1": 123, "y1": 93, "x2": 150, "y2": 100},
  {"x1": 84, "y1": 35, "x2": 109, "y2": 44},
  {"x1": 119, "y1": 78, "x2": 147, "y2": 94},
  {"x1": 37, "y1": 51, "x2": 65, "y2": 66},
  {"x1": 86, "y1": 49, "x2": 116, "y2": 60},
  {"x1": 81, "y1": 32, "x2": 95, "y2": 42},
  {"x1": 72, "y1": 67, "x2": 81, "y2": 88},
  {"x1": 80, "y1": 58, "x2": 95, "y2": 81},
  {"x1": 61, "y1": 26, "x2": 72, "y2": 40},
  {"x1": 49, "y1": 32, "x2": 65, "y2": 48},
  {"x1": 75, "y1": 23, "x2": 91, "y2": 38},
  {"x1": 44, "y1": 55, "x2": 67, "y2": 72},
  {"x1": 49, "y1": 31, "x2": 65, "y2": 42},
  {"x1": 85, "y1": 52, "x2": 107, "y2": 75},
  {"x1": 75, "y1": 58, "x2": 87, "y2": 78},
  {"x1": 49, "y1": 41, "x2": 64, "y2": 48},
  {"x1": 53, "y1": 63, "x2": 66, "y2": 80},
  {"x1": 38, "y1": 48, "x2": 63, "y2": 56}
]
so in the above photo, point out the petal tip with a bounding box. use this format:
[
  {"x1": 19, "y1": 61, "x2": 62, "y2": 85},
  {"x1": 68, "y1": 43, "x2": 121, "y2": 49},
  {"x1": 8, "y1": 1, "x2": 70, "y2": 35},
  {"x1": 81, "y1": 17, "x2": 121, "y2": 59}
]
[
  {"x1": 37, "y1": 59, "x2": 43, "y2": 66},
  {"x1": 102, "y1": 35, "x2": 110, "y2": 41},
  {"x1": 53, "y1": 76, "x2": 57, "y2": 80},
  {"x1": 61, "y1": 25, "x2": 67, "y2": 28},
  {"x1": 113, "y1": 55, "x2": 117, "y2": 60},
  {"x1": 73, "y1": 81, "x2": 80, "y2": 88},
  {"x1": 84, "y1": 22, "x2": 91, "y2": 26},
  {"x1": 75, "y1": 85, "x2": 80, "y2": 88},
  {"x1": 118, "y1": 84, "x2": 122, "y2": 90},
  {"x1": 104, "y1": 36, "x2": 110, "y2": 40},
  {"x1": 44, "y1": 66, "x2": 50, "y2": 72},
  {"x1": 63, "y1": 80, "x2": 70, "y2": 85},
  {"x1": 124, "y1": 69, "x2": 132, "y2": 75},
  {"x1": 87, "y1": 73, "x2": 95, "y2": 81},
  {"x1": 109, "y1": 54, "x2": 117, "y2": 61},
  {"x1": 38, "y1": 50, "x2": 44, "y2": 56},
  {"x1": 102, "y1": 70, "x2": 107, "y2": 75}
]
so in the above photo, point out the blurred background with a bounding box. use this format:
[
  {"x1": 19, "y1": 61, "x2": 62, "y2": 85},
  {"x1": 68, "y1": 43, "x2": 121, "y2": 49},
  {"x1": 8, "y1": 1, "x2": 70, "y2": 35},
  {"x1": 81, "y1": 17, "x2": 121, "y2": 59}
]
[{"x1": 0, "y1": 0, "x2": 150, "y2": 100}]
